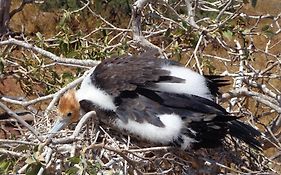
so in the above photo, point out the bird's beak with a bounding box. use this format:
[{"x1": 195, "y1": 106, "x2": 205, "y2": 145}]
[{"x1": 49, "y1": 117, "x2": 71, "y2": 134}]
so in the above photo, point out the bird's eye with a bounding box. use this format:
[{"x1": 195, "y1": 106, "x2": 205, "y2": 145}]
[{"x1": 67, "y1": 112, "x2": 72, "y2": 117}]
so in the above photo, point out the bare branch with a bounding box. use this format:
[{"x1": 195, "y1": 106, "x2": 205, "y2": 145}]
[
  {"x1": 0, "y1": 101, "x2": 43, "y2": 142},
  {"x1": 0, "y1": 0, "x2": 11, "y2": 34},
  {"x1": 1, "y1": 94, "x2": 54, "y2": 107},
  {"x1": 9, "y1": 0, "x2": 35, "y2": 19},
  {"x1": 132, "y1": 0, "x2": 163, "y2": 56},
  {"x1": 0, "y1": 38, "x2": 100, "y2": 67},
  {"x1": 215, "y1": 0, "x2": 233, "y2": 22},
  {"x1": 184, "y1": 0, "x2": 200, "y2": 29},
  {"x1": 221, "y1": 88, "x2": 281, "y2": 113},
  {"x1": 0, "y1": 138, "x2": 37, "y2": 145},
  {"x1": 0, "y1": 148, "x2": 27, "y2": 158}
]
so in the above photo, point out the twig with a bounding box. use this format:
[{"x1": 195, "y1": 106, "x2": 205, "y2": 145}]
[
  {"x1": 215, "y1": 0, "x2": 233, "y2": 22},
  {"x1": 132, "y1": 0, "x2": 163, "y2": 55},
  {"x1": 84, "y1": 143, "x2": 144, "y2": 174},
  {"x1": 0, "y1": 38, "x2": 100, "y2": 67},
  {"x1": 186, "y1": 33, "x2": 204, "y2": 75},
  {"x1": 243, "y1": 79, "x2": 278, "y2": 100},
  {"x1": 37, "y1": 147, "x2": 53, "y2": 175},
  {"x1": 46, "y1": 111, "x2": 96, "y2": 143},
  {"x1": 226, "y1": 40, "x2": 246, "y2": 112},
  {"x1": 1, "y1": 94, "x2": 54, "y2": 107},
  {"x1": 129, "y1": 146, "x2": 172, "y2": 152},
  {"x1": 221, "y1": 88, "x2": 281, "y2": 113},
  {"x1": 184, "y1": 0, "x2": 200, "y2": 29},
  {"x1": 72, "y1": 111, "x2": 96, "y2": 137},
  {"x1": 0, "y1": 101, "x2": 43, "y2": 142},
  {"x1": 9, "y1": 0, "x2": 34, "y2": 19},
  {"x1": 0, "y1": 148, "x2": 27, "y2": 158},
  {"x1": 0, "y1": 139, "x2": 37, "y2": 145}
]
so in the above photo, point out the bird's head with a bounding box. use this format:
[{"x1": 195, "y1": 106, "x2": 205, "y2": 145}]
[{"x1": 49, "y1": 89, "x2": 80, "y2": 134}]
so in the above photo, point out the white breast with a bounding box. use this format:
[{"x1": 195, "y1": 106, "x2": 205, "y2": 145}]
[
  {"x1": 157, "y1": 65, "x2": 213, "y2": 100},
  {"x1": 76, "y1": 69, "x2": 117, "y2": 111},
  {"x1": 114, "y1": 113, "x2": 195, "y2": 148}
]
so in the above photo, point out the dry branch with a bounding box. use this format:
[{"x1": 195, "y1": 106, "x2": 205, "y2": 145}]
[
  {"x1": 0, "y1": 38, "x2": 100, "y2": 67},
  {"x1": 0, "y1": 101, "x2": 43, "y2": 142},
  {"x1": 132, "y1": 0, "x2": 163, "y2": 56}
]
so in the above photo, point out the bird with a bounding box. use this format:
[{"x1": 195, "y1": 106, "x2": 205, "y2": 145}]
[{"x1": 49, "y1": 53, "x2": 261, "y2": 150}]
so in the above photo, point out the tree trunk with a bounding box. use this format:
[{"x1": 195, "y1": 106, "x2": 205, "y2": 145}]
[{"x1": 0, "y1": 0, "x2": 11, "y2": 35}]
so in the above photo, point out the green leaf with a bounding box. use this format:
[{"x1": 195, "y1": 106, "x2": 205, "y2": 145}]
[
  {"x1": 222, "y1": 30, "x2": 233, "y2": 41},
  {"x1": 25, "y1": 156, "x2": 38, "y2": 165},
  {"x1": 14, "y1": 144, "x2": 30, "y2": 152},
  {"x1": 59, "y1": 10, "x2": 71, "y2": 26},
  {"x1": 25, "y1": 163, "x2": 42, "y2": 175},
  {"x1": 182, "y1": 20, "x2": 188, "y2": 29},
  {"x1": 251, "y1": 0, "x2": 258, "y2": 8},
  {"x1": 67, "y1": 156, "x2": 81, "y2": 164},
  {"x1": 0, "y1": 57, "x2": 4, "y2": 74},
  {"x1": 66, "y1": 166, "x2": 80, "y2": 175},
  {"x1": 264, "y1": 30, "x2": 275, "y2": 38},
  {"x1": 242, "y1": 29, "x2": 251, "y2": 35},
  {"x1": 164, "y1": 28, "x2": 171, "y2": 38},
  {"x1": 0, "y1": 161, "x2": 11, "y2": 174},
  {"x1": 36, "y1": 32, "x2": 43, "y2": 41},
  {"x1": 62, "y1": 72, "x2": 74, "y2": 82},
  {"x1": 261, "y1": 25, "x2": 270, "y2": 32},
  {"x1": 261, "y1": 25, "x2": 275, "y2": 38},
  {"x1": 86, "y1": 161, "x2": 101, "y2": 175},
  {"x1": 149, "y1": 12, "x2": 161, "y2": 19}
]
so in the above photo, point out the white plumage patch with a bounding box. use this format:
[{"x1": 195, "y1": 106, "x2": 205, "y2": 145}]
[
  {"x1": 115, "y1": 113, "x2": 191, "y2": 145},
  {"x1": 76, "y1": 70, "x2": 117, "y2": 111},
  {"x1": 181, "y1": 135, "x2": 196, "y2": 149},
  {"x1": 157, "y1": 65, "x2": 213, "y2": 100}
]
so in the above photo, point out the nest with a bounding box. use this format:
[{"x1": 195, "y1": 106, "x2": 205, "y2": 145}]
[{"x1": 38, "y1": 111, "x2": 273, "y2": 175}]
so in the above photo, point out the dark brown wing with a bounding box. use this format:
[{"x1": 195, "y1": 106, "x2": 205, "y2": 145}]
[
  {"x1": 116, "y1": 89, "x2": 261, "y2": 150},
  {"x1": 91, "y1": 55, "x2": 183, "y2": 97},
  {"x1": 115, "y1": 87, "x2": 235, "y2": 125}
]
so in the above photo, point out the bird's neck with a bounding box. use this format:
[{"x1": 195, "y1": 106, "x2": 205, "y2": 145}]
[{"x1": 76, "y1": 85, "x2": 117, "y2": 111}]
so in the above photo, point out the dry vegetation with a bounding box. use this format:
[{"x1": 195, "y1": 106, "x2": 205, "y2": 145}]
[{"x1": 0, "y1": 0, "x2": 281, "y2": 174}]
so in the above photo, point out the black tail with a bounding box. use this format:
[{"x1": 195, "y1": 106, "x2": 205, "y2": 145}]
[
  {"x1": 227, "y1": 120, "x2": 262, "y2": 150},
  {"x1": 205, "y1": 75, "x2": 230, "y2": 97}
]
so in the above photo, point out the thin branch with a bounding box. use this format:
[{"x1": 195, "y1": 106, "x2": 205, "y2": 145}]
[
  {"x1": 215, "y1": 0, "x2": 233, "y2": 22},
  {"x1": 0, "y1": 139, "x2": 37, "y2": 145},
  {"x1": 9, "y1": 0, "x2": 34, "y2": 19},
  {"x1": 46, "y1": 111, "x2": 96, "y2": 144},
  {"x1": 186, "y1": 33, "x2": 204, "y2": 75},
  {"x1": 0, "y1": 0, "x2": 11, "y2": 34},
  {"x1": 73, "y1": 111, "x2": 96, "y2": 137},
  {"x1": 132, "y1": 0, "x2": 163, "y2": 56},
  {"x1": 0, "y1": 101, "x2": 43, "y2": 142},
  {"x1": 1, "y1": 94, "x2": 54, "y2": 107},
  {"x1": 0, "y1": 38, "x2": 100, "y2": 67},
  {"x1": 184, "y1": 0, "x2": 199, "y2": 29},
  {"x1": 0, "y1": 148, "x2": 27, "y2": 158},
  {"x1": 221, "y1": 88, "x2": 281, "y2": 113}
]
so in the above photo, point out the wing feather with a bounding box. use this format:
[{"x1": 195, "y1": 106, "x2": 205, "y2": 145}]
[
  {"x1": 92, "y1": 55, "x2": 184, "y2": 97},
  {"x1": 115, "y1": 88, "x2": 236, "y2": 127}
]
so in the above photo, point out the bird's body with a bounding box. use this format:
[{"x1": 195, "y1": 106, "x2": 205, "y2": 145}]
[{"x1": 51, "y1": 54, "x2": 261, "y2": 150}]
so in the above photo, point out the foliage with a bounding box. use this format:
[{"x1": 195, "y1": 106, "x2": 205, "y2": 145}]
[{"x1": 40, "y1": 0, "x2": 82, "y2": 11}]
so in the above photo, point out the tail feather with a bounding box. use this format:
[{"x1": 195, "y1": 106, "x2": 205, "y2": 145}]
[
  {"x1": 227, "y1": 120, "x2": 262, "y2": 150},
  {"x1": 205, "y1": 75, "x2": 230, "y2": 97}
]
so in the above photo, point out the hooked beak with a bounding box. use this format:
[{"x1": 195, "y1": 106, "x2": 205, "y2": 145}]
[{"x1": 49, "y1": 117, "x2": 71, "y2": 135}]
